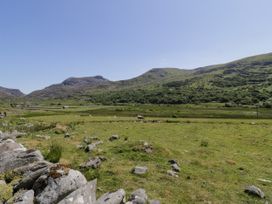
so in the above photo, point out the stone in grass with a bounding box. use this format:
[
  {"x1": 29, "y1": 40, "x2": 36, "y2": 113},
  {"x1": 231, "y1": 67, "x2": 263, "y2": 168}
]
[
  {"x1": 96, "y1": 189, "x2": 125, "y2": 204},
  {"x1": 244, "y1": 185, "x2": 265, "y2": 199},
  {"x1": 64, "y1": 133, "x2": 70, "y2": 138},
  {"x1": 168, "y1": 159, "x2": 179, "y2": 166},
  {"x1": 132, "y1": 166, "x2": 148, "y2": 175},
  {"x1": 80, "y1": 157, "x2": 106, "y2": 169},
  {"x1": 85, "y1": 144, "x2": 96, "y2": 152},
  {"x1": 109, "y1": 135, "x2": 119, "y2": 141},
  {"x1": 167, "y1": 170, "x2": 179, "y2": 178},
  {"x1": 171, "y1": 163, "x2": 181, "y2": 172},
  {"x1": 128, "y1": 188, "x2": 148, "y2": 204}
]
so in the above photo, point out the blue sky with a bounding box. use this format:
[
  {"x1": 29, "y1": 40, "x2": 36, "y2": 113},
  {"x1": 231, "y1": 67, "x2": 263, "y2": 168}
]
[{"x1": 0, "y1": 0, "x2": 272, "y2": 93}]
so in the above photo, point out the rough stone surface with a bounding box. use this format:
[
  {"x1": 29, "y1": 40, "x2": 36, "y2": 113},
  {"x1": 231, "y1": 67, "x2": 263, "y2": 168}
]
[
  {"x1": 0, "y1": 131, "x2": 26, "y2": 141},
  {"x1": 171, "y1": 163, "x2": 181, "y2": 172},
  {"x1": 86, "y1": 144, "x2": 96, "y2": 152},
  {"x1": 244, "y1": 185, "x2": 265, "y2": 198},
  {"x1": 0, "y1": 149, "x2": 43, "y2": 174},
  {"x1": 96, "y1": 189, "x2": 126, "y2": 204},
  {"x1": 9, "y1": 190, "x2": 34, "y2": 204},
  {"x1": 14, "y1": 161, "x2": 51, "y2": 192},
  {"x1": 58, "y1": 180, "x2": 96, "y2": 204},
  {"x1": 129, "y1": 188, "x2": 148, "y2": 204},
  {"x1": 35, "y1": 169, "x2": 87, "y2": 204},
  {"x1": 80, "y1": 157, "x2": 104, "y2": 169},
  {"x1": 0, "y1": 139, "x2": 26, "y2": 154},
  {"x1": 132, "y1": 166, "x2": 148, "y2": 175}
]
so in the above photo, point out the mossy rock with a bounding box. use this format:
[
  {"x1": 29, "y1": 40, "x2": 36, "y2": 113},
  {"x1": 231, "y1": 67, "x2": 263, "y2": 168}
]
[{"x1": 0, "y1": 183, "x2": 13, "y2": 202}]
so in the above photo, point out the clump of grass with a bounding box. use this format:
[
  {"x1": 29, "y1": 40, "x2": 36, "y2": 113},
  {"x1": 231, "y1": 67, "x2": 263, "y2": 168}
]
[
  {"x1": 0, "y1": 184, "x2": 12, "y2": 203},
  {"x1": 46, "y1": 143, "x2": 63, "y2": 163},
  {"x1": 200, "y1": 139, "x2": 209, "y2": 147}
]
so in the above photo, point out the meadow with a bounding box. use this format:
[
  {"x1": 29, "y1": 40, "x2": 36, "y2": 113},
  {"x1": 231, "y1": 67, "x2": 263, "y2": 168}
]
[{"x1": 1, "y1": 104, "x2": 272, "y2": 203}]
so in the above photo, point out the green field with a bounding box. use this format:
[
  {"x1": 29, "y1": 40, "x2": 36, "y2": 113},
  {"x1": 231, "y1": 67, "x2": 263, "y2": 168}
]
[{"x1": 1, "y1": 104, "x2": 272, "y2": 203}]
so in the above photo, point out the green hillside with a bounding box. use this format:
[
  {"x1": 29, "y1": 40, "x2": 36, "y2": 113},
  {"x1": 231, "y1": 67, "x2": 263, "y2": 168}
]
[{"x1": 25, "y1": 53, "x2": 272, "y2": 106}]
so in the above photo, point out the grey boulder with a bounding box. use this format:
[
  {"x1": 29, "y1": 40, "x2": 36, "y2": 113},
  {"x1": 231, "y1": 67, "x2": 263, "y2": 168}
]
[
  {"x1": 0, "y1": 148, "x2": 43, "y2": 174},
  {"x1": 171, "y1": 163, "x2": 181, "y2": 172},
  {"x1": 96, "y1": 189, "x2": 126, "y2": 204},
  {"x1": 8, "y1": 190, "x2": 34, "y2": 204},
  {"x1": 244, "y1": 185, "x2": 265, "y2": 198},
  {"x1": 0, "y1": 139, "x2": 26, "y2": 155},
  {"x1": 132, "y1": 166, "x2": 148, "y2": 175},
  {"x1": 80, "y1": 157, "x2": 105, "y2": 169},
  {"x1": 35, "y1": 169, "x2": 87, "y2": 204},
  {"x1": 14, "y1": 161, "x2": 51, "y2": 192},
  {"x1": 58, "y1": 180, "x2": 97, "y2": 204},
  {"x1": 128, "y1": 188, "x2": 148, "y2": 204}
]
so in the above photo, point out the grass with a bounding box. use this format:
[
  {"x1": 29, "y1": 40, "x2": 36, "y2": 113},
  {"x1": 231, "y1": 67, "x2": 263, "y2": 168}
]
[{"x1": 1, "y1": 104, "x2": 272, "y2": 203}]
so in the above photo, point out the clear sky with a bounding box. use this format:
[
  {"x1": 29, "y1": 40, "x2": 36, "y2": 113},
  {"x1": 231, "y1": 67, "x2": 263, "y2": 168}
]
[{"x1": 1, "y1": 0, "x2": 272, "y2": 93}]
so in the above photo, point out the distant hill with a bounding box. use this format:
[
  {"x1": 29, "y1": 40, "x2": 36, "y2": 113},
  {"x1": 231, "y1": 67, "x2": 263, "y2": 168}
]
[
  {"x1": 25, "y1": 52, "x2": 272, "y2": 106},
  {"x1": 28, "y1": 76, "x2": 111, "y2": 99},
  {"x1": 0, "y1": 86, "x2": 24, "y2": 99}
]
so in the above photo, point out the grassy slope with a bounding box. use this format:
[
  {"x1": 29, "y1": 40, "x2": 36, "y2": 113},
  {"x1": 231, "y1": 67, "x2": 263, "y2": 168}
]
[
  {"x1": 87, "y1": 53, "x2": 272, "y2": 104},
  {"x1": 1, "y1": 105, "x2": 270, "y2": 203}
]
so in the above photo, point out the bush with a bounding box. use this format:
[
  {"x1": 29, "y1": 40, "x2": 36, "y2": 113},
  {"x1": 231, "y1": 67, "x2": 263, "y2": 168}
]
[{"x1": 46, "y1": 144, "x2": 62, "y2": 163}]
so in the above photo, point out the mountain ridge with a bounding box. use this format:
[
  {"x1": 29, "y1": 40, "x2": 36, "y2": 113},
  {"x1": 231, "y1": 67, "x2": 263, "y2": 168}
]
[{"x1": 1, "y1": 52, "x2": 272, "y2": 105}]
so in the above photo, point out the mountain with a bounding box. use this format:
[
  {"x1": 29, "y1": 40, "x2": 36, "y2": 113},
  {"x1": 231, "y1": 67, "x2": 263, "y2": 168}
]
[
  {"x1": 26, "y1": 52, "x2": 272, "y2": 106},
  {"x1": 87, "y1": 53, "x2": 272, "y2": 105},
  {"x1": 28, "y1": 76, "x2": 111, "y2": 99},
  {"x1": 0, "y1": 86, "x2": 24, "y2": 99}
]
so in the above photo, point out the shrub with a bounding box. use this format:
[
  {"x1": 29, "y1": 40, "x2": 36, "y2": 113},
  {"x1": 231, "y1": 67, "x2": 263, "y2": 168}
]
[{"x1": 46, "y1": 143, "x2": 62, "y2": 163}]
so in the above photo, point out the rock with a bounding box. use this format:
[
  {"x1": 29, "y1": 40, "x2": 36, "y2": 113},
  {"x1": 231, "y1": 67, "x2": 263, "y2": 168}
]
[
  {"x1": 168, "y1": 160, "x2": 179, "y2": 165},
  {"x1": 96, "y1": 189, "x2": 125, "y2": 204},
  {"x1": 76, "y1": 144, "x2": 84, "y2": 149},
  {"x1": 0, "y1": 131, "x2": 26, "y2": 141},
  {"x1": 80, "y1": 157, "x2": 103, "y2": 169},
  {"x1": 149, "y1": 200, "x2": 160, "y2": 204},
  {"x1": 257, "y1": 178, "x2": 272, "y2": 184},
  {"x1": 0, "y1": 139, "x2": 26, "y2": 155},
  {"x1": 171, "y1": 163, "x2": 181, "y2": 172},
  {"x1": 14, "y1": 161, "x2": 51, "y2": 192},
  {"x1": 85, "y1": 144, "x2": 97, "y2": 152},
  {"x1": 132, "y1": 166, "x2": 148, "y2": 175},
  {"x1": 35, "y1": 168, "x2": 87, "y2": 204},
  {"x1": 244, "y1": 185, "x2": 265, "y2": 198},
  {"x1": 109, "y1": 135, "x2": 119, "y2": 141},
  {"x1": 142, "y1": 142, "x2": 153, "y2": 153},
  {"x1": 85, "y1": 141, "x2": 102, "y2": 152},
  {"x1": 137, "y1": 115, "x2": 144, "y2": 120},
  {"x1": 58, "y1": 180, "x2": 96, "y2": 204},
  {"x1": 167, "y1": 170, "x2": 179, "y2": 178},
  {"x1": 9, "y1": 190, "x2": 34, "y2": 204},
  {"x1": 129, "y1": 188, "x2": 148, "y2": 204},
  {"x1": 0, "y1": 148, "x2": 44, "y2": 174},
  {"x1": 64, "y1": 133, "x2": 70, "y2": 138},
  {"x1": 32, "y1": 174, "x2": 50, "y2": 196}
]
